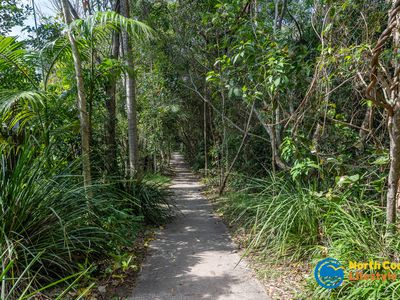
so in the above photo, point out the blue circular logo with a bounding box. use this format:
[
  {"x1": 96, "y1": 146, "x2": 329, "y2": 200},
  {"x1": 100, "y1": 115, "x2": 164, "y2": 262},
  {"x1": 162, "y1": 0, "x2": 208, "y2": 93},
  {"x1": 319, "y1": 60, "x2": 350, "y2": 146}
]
[{"x1": 314, "y1": 258, "x2": 344, "y2": 289}]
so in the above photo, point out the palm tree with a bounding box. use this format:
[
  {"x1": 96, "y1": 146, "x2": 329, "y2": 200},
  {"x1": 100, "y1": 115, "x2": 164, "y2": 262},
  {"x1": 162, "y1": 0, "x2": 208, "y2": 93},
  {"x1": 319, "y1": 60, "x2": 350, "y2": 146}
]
[
  {"x1": 0, "y1": 9, "x2": 152, "y2": 188},
  {"x1": 120, "y1": 0, "x2": 139, "y2": 177},
  {"x1": 60, "y1": 0, "x2": 92, "y2": 193},
  {"x1": 70, "y1": 9, "x2": 152, "y2": 179}
]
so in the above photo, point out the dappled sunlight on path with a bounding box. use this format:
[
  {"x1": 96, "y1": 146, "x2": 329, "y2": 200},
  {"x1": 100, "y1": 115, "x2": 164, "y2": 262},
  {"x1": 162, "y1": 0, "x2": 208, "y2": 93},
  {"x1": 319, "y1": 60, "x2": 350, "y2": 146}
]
[{"x1": 130, "y1": 153, "x2": 269, "y2": 300}]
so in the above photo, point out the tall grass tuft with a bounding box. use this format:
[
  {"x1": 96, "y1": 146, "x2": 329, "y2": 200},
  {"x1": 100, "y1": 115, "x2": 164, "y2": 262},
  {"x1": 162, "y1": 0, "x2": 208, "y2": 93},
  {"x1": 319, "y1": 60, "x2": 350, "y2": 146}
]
[
  {"x1": 130, "y1": 178, "x2": 174, "y2": 225},
  {"x1": 218, "y1": 172, "x2": 400, "y2": 299},
  {"x1": 0, "y1": 147, "x2": 172, "y2": 296},
  {"x1": 0, "y1": 253, "x2": 92, "y2": 300},
  {"x1": 219, "y1": 173, "x2": 324, "y2": 260}
]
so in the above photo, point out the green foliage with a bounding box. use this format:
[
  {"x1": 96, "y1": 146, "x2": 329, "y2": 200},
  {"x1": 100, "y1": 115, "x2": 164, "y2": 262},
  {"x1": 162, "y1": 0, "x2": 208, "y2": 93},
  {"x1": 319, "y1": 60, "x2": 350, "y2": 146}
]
[
  {"x1": 0, "y1": 1, "x2": 174, "y2": 297},
  {"x1": 216, "y1": 170, "x2": 400, "y2": 299},
  {"x1": 0, "y1": 144, "x2": 171, "y2": 296},
  {"x1": 1, "y1": 0, "x2": 399, "y2": 298},
  {"x1": 0, "y1": 36, "x2": 38, "y2": 88},
  {"x1": 25, "y1": 18, "x2": 63, "y2": 50},
  {"x1": 129, "y1": 177, "x2": 174, "y2": 225},
  {"x1": 0, "y1": 254, "x2": 92, "y2": 300},
  {"x1": 71, "y1": 11, "x2": 153, "y2": 41},
  {"x1": 219, "y1": 174, "x2": 323, "y2": 259},
  {"x1": 0, "y1": 0, "x2": 30, "y2": 35},
  {"x1": 290, "y1": 158, "x2": 320, "y2": 180}
]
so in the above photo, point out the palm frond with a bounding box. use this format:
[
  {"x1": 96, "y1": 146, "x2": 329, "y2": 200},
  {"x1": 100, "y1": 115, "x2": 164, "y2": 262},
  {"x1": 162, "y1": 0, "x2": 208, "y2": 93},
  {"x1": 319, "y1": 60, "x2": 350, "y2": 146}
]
[
  {"x1": 0, "y1": 36, "x2": 38, "y2": 87},
  {"x1": 0, "y1": 90, "x2": 46, "y2": 112},
  {"x1": 39, "y1": 37, "x2": 72, "y2": 88},
  {"x1": 71, "y1": 11, "x2": 154, "y2": 41},
  {"x1": 39, "y1": 36, "x2": 93, "y2": 88}
]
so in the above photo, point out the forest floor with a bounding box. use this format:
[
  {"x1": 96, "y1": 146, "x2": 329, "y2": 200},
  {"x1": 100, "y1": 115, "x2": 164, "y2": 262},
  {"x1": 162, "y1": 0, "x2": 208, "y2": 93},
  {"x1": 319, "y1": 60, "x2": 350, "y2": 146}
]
[{"x1": 128, "y1": 153, "x2": 269, "y2": 300}]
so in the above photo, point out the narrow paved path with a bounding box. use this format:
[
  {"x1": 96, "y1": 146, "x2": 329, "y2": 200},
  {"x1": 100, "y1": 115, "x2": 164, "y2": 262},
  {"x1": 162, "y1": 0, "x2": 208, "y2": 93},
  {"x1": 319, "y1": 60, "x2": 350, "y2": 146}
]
[{"x1": 130, "y1": 153, "x2": 269, "y2": 300}]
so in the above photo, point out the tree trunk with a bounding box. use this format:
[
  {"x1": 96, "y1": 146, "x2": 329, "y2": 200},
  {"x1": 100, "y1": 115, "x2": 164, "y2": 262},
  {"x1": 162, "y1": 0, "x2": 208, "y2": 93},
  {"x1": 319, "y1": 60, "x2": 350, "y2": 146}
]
[
  {"x1": 61, "y1": 0, "x2": 92, "y2": 192},
  {"x1": 359, "y1": 106, "x2": 373, "y2": 141},
  {"x1": 120, "y1": 0, "x2": 139, "y2": 177},
  {"x1": 104, "y1": 30, "x2": 119, "y2": 175},
  {"x1": 275, "y1": 104, "x2": 282, "y2": 149},
  {"x1": 203, "y1": 93, "x2": 208, "y2": 176},
  {"x1": 220, "y1": 89, "x2": 226, "y2": 188},
  {"x1": 254, "y1": 108, "x2": 289, "y2": 171},
  {"x1": 387, "y1": 110, "x2": 400, "y2": 226},
  {"x1": 387, "y1": 0, "x2": 400, "y2": 227},
  {"x1": 219, "y1": 103, "x2": 254, "y2": 195},
  {"x1": 273, "y1": 0, "x2": 279, "y2": 34}
]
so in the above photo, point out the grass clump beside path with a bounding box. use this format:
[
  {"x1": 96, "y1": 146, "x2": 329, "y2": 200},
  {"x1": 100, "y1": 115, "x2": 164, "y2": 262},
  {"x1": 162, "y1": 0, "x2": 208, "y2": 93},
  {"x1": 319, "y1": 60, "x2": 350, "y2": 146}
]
[
  {"x1": 0, "y1": 148, "x2": 173, "y2": 299},
  {"x1": 206, "y1": 173, "x2": 400, "y2": 300}
]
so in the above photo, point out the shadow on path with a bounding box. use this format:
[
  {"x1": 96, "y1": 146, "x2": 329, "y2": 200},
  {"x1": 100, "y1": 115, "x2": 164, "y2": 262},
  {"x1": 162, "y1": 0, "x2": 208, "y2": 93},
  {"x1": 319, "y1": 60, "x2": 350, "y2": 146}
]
[{"x1": 129, "y1": 153, "x2": 269, "y2": 300}]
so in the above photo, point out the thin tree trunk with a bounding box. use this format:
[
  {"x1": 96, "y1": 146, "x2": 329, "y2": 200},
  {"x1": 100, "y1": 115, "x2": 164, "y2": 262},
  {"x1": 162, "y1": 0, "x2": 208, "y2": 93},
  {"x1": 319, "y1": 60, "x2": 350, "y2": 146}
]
[
  {"x1": 387, "y1": 110, "x2": 400, "y2": 226},
  {"x1": 359, "y1": 106, "x2": 373, "y2": 142},
  {"x1": 278, "y1": 0, "x2": 287, "y2": 29},
  {"x1": 275, "y1": 103, "x2": 282, "y2": 148},
  {"x1": 220, "y1": 89, "x2": 226, "y2": 188},
  {"x1": 121, "y1": 0, "x2": 138, "y2": 177},
  {"x1": 61, "y1": 0, "x2": 92, "y2": 193},
  {"x1": 219, "y1": 103, "x2": 254, "y2": 195},
  {"x1": 203, "y1": 91, "x2": 208, "y2": 176},
  {"x1": 312, "y1": 122, "x2": 323, "y2": 153},
  {"x1": 88, "y1": 33, "x2": 94, "y2": 145},
  {"x1": 104, "y1": 0, "x2": 120, "y2": 175},
  {"x1": 254, "y1": 108, "x2": 289, "y2": 171},
  {"x1": 105, "y1": 31, "x2": 119, "y2": 175},
  {"x1": 387, "y1": 0, "x2": 400, "y2": 227},
  {"x1": 273, "y1": 0, "x2": 287, "y2": 33},
  {"x1": 389, "y1": 0, "x2": 400, "y2": 228},
  {"x1": 273, "y1": 0, "x2": 279, "y2": 34},
  {"x1": 68, "y1": 1, "x2": 80, "y2": 19}
]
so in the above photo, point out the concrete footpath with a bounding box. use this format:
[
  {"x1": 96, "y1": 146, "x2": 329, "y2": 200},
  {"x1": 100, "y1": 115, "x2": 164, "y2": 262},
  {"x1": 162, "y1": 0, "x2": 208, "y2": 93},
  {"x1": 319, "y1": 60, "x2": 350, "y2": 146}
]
[{"x1": 130, "y1": 153, "x2": 269, "y2": 300}]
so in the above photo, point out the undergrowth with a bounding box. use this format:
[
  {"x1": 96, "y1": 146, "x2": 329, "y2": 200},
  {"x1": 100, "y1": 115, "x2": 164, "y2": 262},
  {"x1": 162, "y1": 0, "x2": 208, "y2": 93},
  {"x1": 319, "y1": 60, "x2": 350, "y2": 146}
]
[
  {"x1": 0, "y1": 148, "x2": 173, "y2": 298},
  {"x1": 210, "y1": 172, "x2": 400, "y2": 300}
]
